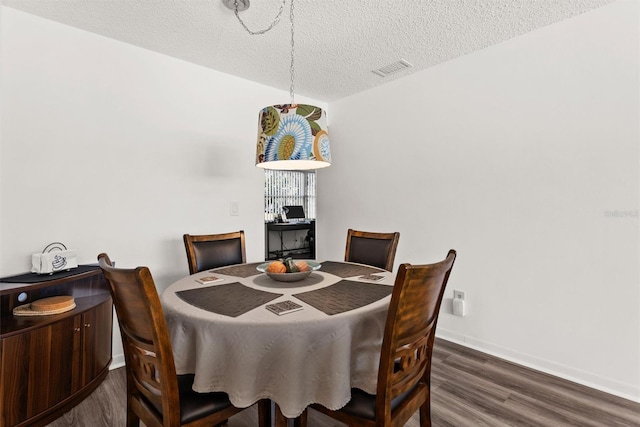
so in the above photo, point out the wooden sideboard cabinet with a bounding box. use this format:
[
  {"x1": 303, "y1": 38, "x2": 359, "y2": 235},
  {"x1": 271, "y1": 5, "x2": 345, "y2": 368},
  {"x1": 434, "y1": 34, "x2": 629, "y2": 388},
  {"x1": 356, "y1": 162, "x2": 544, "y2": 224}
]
[{"x1": 0, "y1": 266, "x2": 113, "y2": 427}]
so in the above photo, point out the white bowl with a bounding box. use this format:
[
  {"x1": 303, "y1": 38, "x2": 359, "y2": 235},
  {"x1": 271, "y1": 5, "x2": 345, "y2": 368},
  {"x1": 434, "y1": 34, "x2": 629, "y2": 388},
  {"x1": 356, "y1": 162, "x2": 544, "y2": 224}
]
[{"x1": 257, "y1": 261, "x2": 321, "y2": 282}]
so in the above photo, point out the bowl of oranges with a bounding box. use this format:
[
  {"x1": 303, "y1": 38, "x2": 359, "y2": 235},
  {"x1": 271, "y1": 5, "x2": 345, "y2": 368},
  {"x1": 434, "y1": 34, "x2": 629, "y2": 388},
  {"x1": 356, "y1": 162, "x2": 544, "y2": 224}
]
[{"x1": 257, "y1": 258, "x2": 321, "y2": 282}]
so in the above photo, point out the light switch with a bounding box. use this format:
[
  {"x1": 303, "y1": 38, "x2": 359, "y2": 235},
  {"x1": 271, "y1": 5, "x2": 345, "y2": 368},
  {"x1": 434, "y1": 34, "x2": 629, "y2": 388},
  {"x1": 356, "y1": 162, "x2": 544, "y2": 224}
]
[{"x1": 230, "y1": 202, "x2": 240, "y2": 216}]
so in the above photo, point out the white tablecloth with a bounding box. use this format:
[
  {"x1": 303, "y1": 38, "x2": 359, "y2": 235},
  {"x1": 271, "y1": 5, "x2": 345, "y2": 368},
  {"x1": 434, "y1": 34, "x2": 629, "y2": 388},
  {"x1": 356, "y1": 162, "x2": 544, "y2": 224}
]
[{"x1": 161, "y1": 262, "x2": 394, "y2": 418}]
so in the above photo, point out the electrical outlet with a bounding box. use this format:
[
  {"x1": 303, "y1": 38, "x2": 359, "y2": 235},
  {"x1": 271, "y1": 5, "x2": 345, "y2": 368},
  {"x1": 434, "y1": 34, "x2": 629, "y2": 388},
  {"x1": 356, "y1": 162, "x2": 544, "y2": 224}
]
[{"x1": 453, "y1": 290, "x2": 465, "y2": 300}]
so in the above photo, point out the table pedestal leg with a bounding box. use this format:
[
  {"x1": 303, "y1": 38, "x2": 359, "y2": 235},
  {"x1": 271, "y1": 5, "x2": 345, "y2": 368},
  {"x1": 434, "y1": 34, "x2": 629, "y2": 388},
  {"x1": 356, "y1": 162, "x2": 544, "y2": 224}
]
[
  {"x1": 274, "y1": 405, "x2": 308, "y2": 427},
  {"x1": 258, "y1": 400, "x2": 272, "y2": 427},
  {"x1": 275, "y1": 404, "x2": 288, "y2": 427}
]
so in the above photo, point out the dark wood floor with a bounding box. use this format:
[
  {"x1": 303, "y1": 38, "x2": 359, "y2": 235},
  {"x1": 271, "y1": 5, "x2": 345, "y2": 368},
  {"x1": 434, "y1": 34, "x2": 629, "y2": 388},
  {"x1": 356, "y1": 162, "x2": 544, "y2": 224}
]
[{"x1": 46, "y1": 338, "x2": 640, "y2": 427}]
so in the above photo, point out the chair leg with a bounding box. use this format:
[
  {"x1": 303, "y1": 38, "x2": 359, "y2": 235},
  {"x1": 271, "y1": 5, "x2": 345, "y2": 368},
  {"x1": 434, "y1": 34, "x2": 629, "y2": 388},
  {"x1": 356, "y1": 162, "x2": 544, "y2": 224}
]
[
  {"x1": 419, "y1": 399, "x2": 431, "y2": 427},
  {"x1": 126, "y1": 405, "x2": 139, "y2": 427},
  {"x1": 258, "y1": 399, "x2": 272, "y2": 427}
]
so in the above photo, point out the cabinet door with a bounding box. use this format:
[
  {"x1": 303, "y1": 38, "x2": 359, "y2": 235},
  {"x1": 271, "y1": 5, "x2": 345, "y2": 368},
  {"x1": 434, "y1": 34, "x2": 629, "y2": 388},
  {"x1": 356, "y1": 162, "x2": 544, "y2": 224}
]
[
  {"x1": 80, "y1": 298, "x2": 113, "y2": 386},
  {"x1": 0, "y1": 333, "x2": 30, "y2": 426},
  {"x1": 48, "y1": 315, "x2": 82, "y2": 406},
  {"x1": 0, "y1": 315, "x2": 79, "y2": 426}
]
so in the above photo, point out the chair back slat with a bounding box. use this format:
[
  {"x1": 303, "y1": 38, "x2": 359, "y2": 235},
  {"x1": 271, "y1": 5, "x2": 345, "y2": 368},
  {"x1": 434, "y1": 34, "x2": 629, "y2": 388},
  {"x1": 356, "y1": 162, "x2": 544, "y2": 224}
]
[{"x1": 390, "y1": 332, "x2": 430, "y2": 397}]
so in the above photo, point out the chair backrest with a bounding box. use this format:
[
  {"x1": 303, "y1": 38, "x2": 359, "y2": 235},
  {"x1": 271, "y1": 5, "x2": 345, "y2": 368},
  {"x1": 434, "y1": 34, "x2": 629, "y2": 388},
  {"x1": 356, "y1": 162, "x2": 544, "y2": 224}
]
[
  {"x1": 376, "y1": 250, "x2": 457, "y2": 424},
  {"x1": 344, "y1": 229, "x2": 400, "y2": 272},
  {"x1": 97, "y1": 253, "x2": 182, "y2": 426},
  {"x1": 183, "y1": 230, "x2": 246, "y2": 274}
]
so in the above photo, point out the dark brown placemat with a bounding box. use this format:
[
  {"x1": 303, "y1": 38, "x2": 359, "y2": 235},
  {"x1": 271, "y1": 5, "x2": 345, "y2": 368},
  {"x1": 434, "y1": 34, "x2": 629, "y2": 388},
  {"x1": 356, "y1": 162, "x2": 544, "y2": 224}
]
[
  {"x1": 176, "y1": 282, "x2": 282, "y2": 317},
  {"x1": 211, "y1": 262, "x2": 263, "y2": 278},
  {"x1": 319, "y1": 261, "x2": 384, "y2": 278},
  {"x1": 293, "y1": 280, "x2": 393, "y2": 315}
]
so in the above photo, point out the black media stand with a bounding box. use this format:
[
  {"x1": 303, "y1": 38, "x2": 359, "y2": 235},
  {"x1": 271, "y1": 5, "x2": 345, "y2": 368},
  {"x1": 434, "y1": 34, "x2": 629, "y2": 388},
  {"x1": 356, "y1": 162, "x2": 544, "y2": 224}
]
[{"x1": 265, "y1": 221, "x2": 315, "y2": 260}]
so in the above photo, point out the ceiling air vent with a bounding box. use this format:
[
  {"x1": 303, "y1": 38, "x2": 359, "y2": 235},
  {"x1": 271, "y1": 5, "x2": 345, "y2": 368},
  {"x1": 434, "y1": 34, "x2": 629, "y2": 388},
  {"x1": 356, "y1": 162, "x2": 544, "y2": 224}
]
[{"x1": 372, "y1": 59, "x2": 413, "y2": 77}]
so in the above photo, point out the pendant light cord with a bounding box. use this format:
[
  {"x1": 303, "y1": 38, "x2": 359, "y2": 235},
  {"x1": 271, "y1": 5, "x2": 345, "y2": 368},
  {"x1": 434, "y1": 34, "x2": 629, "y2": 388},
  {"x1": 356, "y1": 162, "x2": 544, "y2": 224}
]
[
  {"x1": 289, "y1": 0, "x2": 295, "y2": 104},
  {"x1": 232, "y1": 0, "x2": 296, "y2": 105}
]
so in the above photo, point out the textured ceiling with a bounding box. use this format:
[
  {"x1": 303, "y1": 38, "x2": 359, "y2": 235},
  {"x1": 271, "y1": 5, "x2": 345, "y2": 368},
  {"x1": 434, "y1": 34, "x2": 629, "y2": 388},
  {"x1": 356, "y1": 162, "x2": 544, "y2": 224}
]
[{"x1": 2, "y1": 0, "x2": 617, "y2": 102}]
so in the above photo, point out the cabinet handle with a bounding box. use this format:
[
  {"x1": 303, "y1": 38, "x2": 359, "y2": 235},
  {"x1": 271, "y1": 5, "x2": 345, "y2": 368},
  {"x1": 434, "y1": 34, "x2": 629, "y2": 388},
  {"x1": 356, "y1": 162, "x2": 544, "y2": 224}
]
[
  {"x1": 84, "y1": 323, "x2": 91, "y2": 328},
  {"x1": 74, "y1": 327, "x2": 81, "y2": 332}
]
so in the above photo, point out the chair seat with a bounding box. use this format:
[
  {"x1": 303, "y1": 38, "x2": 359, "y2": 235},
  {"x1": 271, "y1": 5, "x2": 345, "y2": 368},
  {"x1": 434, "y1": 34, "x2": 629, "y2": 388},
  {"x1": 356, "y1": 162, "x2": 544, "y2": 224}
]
[
  {"x1": 339, "y1": 386, "x2": 416, "y2": 420},
  {"x1": 177, "y1": 374, "x2": 234, "y2": 424}
]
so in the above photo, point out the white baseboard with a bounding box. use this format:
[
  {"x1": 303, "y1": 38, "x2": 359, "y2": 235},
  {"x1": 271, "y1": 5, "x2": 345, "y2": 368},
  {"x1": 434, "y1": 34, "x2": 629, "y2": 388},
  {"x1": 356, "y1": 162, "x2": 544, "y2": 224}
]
[
  {"x1": 109, "y1": 352, "x2": 125, "y2": 370},
  {"x1": 436, "y1": 328, "x2": 640, "y2": 403}
]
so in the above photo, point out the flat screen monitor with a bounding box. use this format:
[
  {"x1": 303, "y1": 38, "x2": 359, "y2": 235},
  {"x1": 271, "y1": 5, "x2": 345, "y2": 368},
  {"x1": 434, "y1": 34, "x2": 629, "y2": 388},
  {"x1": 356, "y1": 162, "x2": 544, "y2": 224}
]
[{"x1": 282, "y1": 205, "x2": 305, "y2": 220}]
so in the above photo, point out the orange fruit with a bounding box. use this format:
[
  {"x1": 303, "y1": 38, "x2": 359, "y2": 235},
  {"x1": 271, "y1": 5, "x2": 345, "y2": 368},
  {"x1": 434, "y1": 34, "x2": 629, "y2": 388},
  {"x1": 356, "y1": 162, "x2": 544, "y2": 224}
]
[
  {"x1": 295, "y1": 261, "x2": 310, "y2": 272},
  {"x1": 266, "y1": 261, "x2": 286, "y2": 273}
]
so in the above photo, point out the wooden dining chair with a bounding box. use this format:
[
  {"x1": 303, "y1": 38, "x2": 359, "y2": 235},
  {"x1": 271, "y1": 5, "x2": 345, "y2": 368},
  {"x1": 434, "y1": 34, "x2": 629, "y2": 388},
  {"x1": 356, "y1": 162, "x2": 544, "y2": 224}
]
[
  {"x1": 97, "y1": 253, "x2": 267, "y2": 427},
  {"x1": 183, "y1": 230, "x2": 246, "y2": 274},
  {"x1": 345, "y1": 229, "x2": 400, "y2": 272},
  {"x1": 309, "y1": 250, "x2": 457, "y2": 427}
]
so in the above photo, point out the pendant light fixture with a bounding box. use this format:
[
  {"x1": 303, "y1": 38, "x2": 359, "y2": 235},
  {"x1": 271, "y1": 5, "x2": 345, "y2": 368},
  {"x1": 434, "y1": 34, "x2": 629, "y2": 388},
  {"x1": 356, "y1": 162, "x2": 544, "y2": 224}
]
[{"x1": 224, "y1": 0, "x2": 332, "y2": 170}]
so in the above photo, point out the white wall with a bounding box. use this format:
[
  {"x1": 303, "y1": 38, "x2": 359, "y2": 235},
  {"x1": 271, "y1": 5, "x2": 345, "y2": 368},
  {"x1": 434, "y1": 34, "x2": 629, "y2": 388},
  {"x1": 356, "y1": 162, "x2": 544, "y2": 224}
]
[
  {"x1": 0, "y1": 8, "x2": 325, "y2": 366},
  {"x1": 0, "y1": 4, "x2": 4, "y2": 268},
  {"x1": 319, "y1": 0, "x2": 639, "y2": 401}
]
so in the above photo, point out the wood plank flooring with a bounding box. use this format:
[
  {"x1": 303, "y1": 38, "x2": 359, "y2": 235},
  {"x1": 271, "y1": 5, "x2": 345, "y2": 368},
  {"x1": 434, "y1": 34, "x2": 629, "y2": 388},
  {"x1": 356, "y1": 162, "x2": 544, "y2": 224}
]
[{"x1": 46, "y1": 338, "x2": 639, "y2": 427}]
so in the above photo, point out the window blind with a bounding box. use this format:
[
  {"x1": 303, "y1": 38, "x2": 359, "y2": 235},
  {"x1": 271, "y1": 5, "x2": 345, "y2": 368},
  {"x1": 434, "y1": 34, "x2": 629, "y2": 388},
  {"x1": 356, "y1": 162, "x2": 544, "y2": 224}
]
[{"x1": 264, "y1": 170, "x2": 316, "y2": 222}]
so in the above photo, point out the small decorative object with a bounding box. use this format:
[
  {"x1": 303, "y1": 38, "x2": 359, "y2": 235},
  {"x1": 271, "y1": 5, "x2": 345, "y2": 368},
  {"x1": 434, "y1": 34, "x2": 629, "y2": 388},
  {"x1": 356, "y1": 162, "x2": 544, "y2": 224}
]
[
  {"x1": 265, "y1": 300, "x2": 304, "y2": 315},
  {"x1": 195, "y1": 275, "x2": 223, "y2": 285},
  {"x1": 13, "y1": 295, "x2": 76, "y2": 316},
  {"x1": 257, "y1": 258, "x2": 321, "y2": 282},
  {"x1": 31, "y1": 242, "x2": 78, "y2": 275},
  {"x1": 359, "y1": 274, "x2": 385, "y2": 282}
]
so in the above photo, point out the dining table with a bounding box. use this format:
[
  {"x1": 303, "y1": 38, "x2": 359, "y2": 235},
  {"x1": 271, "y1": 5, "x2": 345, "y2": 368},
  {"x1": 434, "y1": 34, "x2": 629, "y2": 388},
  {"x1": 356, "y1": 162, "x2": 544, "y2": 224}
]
[{"x1": 161, "y1": 260, "x2": 395, "y2": 419}]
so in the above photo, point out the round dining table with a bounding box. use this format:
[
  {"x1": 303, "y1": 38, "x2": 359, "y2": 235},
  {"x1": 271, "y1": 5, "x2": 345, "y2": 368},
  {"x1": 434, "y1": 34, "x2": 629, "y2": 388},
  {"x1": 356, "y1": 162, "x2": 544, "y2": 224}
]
[{"x1": 161, "y1": 260, "x2": 395, "y2": 418}]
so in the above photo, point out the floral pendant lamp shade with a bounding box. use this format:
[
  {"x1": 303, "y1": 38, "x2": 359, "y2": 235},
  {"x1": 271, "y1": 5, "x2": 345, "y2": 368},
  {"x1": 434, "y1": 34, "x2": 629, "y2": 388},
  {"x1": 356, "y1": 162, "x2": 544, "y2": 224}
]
[
  {"x1": 256, "y1": 104, "x2": 331, "y2": 170},
  {"x1": 225, "y1": 0, "x2": 331, "y2": 170}
]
